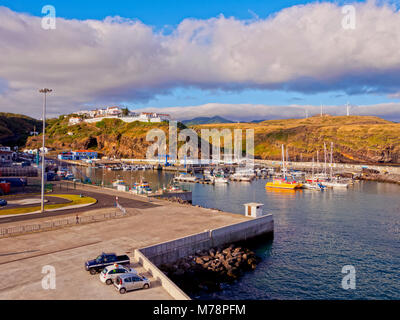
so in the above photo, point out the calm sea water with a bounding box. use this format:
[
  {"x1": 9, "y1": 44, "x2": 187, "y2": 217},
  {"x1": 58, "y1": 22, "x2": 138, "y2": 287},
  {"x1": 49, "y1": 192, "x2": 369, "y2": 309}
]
[{"x1": 80, "y1": 167, "x2": 400, "y2": 300}]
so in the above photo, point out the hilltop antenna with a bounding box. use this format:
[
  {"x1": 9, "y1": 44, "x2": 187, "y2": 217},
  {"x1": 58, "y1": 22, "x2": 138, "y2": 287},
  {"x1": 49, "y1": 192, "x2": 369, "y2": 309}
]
[
  {"x1": 346, "y1": 101, "x2": 350, "y2": 116},
  {"x1": 320, "y1": 104, "x2": 323, "y2": 117}
]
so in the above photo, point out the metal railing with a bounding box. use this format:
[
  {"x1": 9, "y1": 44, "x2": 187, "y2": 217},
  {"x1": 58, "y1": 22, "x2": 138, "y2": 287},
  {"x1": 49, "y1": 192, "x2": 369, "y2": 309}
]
[{"x1": 0, "y1": 209, "x2": 129, "y2": 238}]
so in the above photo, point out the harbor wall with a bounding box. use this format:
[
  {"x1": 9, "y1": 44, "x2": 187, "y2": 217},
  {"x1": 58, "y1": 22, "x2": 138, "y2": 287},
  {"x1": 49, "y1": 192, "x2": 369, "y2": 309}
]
[
  {"x1": 149, "y1": 191, "x2": 193, "y2": 203},
  {"x1": 138, "y1": 214, "x2": 274, "y2": 266},
  {"x1": 134, "y1": 249, "x2": 191, "y2": 300},
  {"x1": 255, "y1": 159, "x2": 400, "y2": 174}
]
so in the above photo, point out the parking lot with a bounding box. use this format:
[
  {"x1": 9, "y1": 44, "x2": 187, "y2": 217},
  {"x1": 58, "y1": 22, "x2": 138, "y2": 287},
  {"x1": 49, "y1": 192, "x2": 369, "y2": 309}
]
[{"x1": 0, "y1": 194, "x2": 247, "y2": 299}]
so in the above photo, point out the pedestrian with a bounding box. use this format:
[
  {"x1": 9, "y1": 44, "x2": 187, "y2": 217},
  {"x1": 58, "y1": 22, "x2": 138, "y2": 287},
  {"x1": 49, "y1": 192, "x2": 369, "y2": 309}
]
[{"x1": 76, "y1": 214, "x2": 79, "y2": 224}]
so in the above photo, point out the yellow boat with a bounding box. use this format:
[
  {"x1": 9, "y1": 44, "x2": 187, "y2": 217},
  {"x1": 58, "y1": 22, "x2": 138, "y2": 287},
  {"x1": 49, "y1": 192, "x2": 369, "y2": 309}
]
[{"x1": 266, "y1": 178, "x2": 303, "y2": 190}]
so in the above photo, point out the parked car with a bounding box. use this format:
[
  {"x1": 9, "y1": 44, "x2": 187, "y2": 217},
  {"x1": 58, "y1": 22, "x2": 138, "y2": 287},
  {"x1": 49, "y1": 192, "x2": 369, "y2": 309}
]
[
  {"x1": 0, "y1": 199, "x2": 7, "y2": 207},
  {"x1": 99, "y1": 264, "x2": 137, "y2": 285},
  {"x1": 114, "y1": 274, "x2": 150, "y2": 294},
  {"x1": 85, "y1": 252, "x2": 130, "y2": 275}
]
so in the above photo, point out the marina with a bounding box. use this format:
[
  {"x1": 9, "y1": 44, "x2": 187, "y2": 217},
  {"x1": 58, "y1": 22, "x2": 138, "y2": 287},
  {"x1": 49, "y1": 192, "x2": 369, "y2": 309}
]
[{"x1": 54, "y1": 163, "x2": 400, "y2": 300}]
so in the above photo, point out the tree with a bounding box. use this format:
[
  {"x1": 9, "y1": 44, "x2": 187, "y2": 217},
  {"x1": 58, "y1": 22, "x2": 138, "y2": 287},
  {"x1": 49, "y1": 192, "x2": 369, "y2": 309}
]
[{"x1": 122, "y1": 107, "x2": 130, "y2": 116}]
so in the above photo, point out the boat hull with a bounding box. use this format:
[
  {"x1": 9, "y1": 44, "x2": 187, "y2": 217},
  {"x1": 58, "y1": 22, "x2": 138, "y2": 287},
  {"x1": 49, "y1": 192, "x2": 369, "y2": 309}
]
[{"x1": 265, "y1": 182, "x2": 303, "y2": 189}]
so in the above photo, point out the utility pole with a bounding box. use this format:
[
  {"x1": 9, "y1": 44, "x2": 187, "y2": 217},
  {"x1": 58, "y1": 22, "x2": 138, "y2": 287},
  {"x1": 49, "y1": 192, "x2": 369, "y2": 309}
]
[{"x1": 39, "y1": 88, "x2": 52, "y2": 213}]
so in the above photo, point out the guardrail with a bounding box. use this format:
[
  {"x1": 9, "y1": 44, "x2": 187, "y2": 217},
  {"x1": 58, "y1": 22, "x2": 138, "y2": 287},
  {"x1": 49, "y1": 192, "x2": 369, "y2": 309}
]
[{"x1": 0, "y1": 210, "x2": 129, "y2": 238}]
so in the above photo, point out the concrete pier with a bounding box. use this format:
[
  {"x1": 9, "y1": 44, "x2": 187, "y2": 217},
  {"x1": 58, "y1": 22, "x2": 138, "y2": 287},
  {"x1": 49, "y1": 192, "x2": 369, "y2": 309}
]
[
  {"x1": 137, "y1": 215, "x2": 274, "y2": 266},
  {"x1": 0, "y1": 185, "x2": 273, "y2": 300}
]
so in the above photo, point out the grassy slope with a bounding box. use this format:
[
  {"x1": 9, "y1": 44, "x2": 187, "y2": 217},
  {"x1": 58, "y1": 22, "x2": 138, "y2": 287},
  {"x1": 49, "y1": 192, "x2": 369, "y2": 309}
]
[
  {"x1": 191, "y1": 115, "x2": 400, "y2": 163},
  {"x1": 24, "y1": 114, "x2": 400, "y2": 163},
  {"x1": 0, "y1": 113, "x2": 42, "y2": 147},
  {"x1": 26, "y1": 116, "x2": 174, "y2": 158}
]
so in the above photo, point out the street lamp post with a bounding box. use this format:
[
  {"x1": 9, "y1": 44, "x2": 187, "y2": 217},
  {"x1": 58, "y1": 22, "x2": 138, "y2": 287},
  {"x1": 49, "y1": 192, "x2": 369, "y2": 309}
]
[{"x1": 39, "y1": 88, "x2": 52, "y2": 213}]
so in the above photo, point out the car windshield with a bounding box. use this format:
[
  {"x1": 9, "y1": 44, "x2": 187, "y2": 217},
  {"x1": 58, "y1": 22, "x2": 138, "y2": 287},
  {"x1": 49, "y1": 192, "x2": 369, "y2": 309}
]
[
  {"x1": 101, "y1": 269, "x2": 108, "y2": 274},
  {"x1": 96, "y1": 256, "x2": 102, "y2": 262}
]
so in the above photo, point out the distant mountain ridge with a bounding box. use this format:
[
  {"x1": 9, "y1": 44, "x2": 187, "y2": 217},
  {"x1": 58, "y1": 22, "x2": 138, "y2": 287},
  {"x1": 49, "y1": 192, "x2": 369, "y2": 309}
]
[{"x1": 181, "y1": 116, "x2": 234, "y2": 126}]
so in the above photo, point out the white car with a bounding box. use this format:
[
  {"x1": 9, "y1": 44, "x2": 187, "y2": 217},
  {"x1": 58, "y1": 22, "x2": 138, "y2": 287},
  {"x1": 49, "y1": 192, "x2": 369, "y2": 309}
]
[
  {"x1": 99, "y1": 264, "x2": 137, "y2": 285},
  {"x1": 114, "y1": 274, "x2": 151, "y2": 294}
]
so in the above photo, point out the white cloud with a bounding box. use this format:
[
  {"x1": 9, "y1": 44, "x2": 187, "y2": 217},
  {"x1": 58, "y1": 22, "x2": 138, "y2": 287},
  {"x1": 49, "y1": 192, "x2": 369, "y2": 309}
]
[
  {"x1": 135, "y1": 102, "x2": 400, "y2": 122},
  {"x1": 1, "y1": 2, "x2": 400, "y2": 117}
]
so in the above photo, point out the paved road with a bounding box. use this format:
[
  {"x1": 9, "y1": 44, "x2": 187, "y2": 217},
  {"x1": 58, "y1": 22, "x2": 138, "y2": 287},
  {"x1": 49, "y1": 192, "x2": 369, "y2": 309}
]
[{"x1": 0, "y1": 185, "x2": 160, "y2": 225}]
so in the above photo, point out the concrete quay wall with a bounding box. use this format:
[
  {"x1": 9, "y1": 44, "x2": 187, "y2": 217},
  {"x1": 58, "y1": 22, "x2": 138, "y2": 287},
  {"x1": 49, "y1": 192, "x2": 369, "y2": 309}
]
[
  {"x1": 139, "y1": 214, "x2": 274, "y2": 266},
  {"x1": 256, "y1": 159, "x2": 400, "y2": 174}
]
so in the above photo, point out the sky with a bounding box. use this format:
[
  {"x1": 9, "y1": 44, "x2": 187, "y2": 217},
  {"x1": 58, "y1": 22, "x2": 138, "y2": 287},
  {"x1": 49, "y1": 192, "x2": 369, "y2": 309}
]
[{"x1": 1, "y1": 0, "x2": 400, "y2": 121}]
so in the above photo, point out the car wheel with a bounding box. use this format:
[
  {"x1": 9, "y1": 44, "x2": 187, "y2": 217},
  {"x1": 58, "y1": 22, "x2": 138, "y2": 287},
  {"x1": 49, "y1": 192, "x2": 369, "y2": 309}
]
[
  {"x1": 106, "y1": 279, "x2": 112, "y2": 285},
  {"x1": 89, "y1": 269, "x2": 97, "y2": 275},
  {"x1": 143, "y1": 283, "x2": 150, "y2": 289},
  {"x1": 119, "y1": 288, "x2": 126, "y2": 294}
]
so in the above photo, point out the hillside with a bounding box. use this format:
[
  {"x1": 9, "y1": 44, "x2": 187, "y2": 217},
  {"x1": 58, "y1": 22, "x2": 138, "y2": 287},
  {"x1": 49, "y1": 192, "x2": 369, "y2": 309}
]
[
  {"x1": 0, "y1": 113, "x2": 42, "y2": 147},
  {"x1": 25, "y1": 117, "x2": 176, "y2": 159},
  {"x1": 25, "y1": 114, "x2": 400, "y2": 163},
  {"x1": 191, "y1": 115, "x2": 400, "y2": 163},
  {"x1": 181, "y1": 116, "x2": 234, "y2": 126}
]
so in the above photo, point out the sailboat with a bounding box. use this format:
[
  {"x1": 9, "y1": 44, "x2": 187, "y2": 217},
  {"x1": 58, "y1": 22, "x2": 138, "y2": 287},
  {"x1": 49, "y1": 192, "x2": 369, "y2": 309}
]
[
  {"x1": 266, "y1": 145, "x2": 303, "y2": 190},
  {"x1": 303, "y1": 157, "x2": 325, "y2": 190},
  {"x1": 322, "y1": 142, "x2": 351, "y2": 188}
]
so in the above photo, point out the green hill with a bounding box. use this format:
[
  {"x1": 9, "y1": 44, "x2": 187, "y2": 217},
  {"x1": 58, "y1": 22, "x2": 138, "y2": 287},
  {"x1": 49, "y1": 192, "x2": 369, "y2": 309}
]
[
  {"x1": 25, "y1": 116, "x2": 179, "y2": 159},
  {"x1": 24, "y1": 114, "x2": 400, "y2": 163},
  {"x1": 0, "y1": 113, "x2": 41, "y2": 147},
  {"x1": 192, "y1": 115, "x2": 400, "y2": 163}
]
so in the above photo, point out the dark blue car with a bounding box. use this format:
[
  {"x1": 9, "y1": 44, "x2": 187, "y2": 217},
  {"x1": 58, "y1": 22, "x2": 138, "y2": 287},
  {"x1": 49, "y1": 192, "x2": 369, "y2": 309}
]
[
  {"x1": 85, "y1": 252, "x2": 130, "y2": 275},
  {"x1": 0, "y1": 199, "x2": 7, "y2": 207}
]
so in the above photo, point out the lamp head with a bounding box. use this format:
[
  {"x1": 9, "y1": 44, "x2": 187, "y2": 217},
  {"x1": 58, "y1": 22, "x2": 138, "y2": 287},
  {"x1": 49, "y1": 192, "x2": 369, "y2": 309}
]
[{"x1": 39, "y1": 88, "x2": 52, "y2": 93}]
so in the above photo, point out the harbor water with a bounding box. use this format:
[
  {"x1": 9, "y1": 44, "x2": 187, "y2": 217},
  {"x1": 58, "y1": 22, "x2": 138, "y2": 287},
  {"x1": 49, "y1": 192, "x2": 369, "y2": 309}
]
[{"x1": 78, "y1": 167, "x2": 400, "y2": 299}]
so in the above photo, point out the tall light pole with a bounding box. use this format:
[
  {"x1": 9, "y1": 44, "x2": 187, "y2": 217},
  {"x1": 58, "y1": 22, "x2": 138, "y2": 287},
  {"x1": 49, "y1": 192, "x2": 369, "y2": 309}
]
[{"x1": 39, "y1": 88, "x2": 52, "y2": 213}]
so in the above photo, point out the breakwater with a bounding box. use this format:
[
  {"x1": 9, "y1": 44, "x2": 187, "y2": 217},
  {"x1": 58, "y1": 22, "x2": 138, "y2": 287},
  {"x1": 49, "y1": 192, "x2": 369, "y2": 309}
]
[
  {"x1": 134, "y1": 214, "x2": 273, "y2": 299},
  {"x1": 138, "y1": 214, "x2": 273, "y2": 266},
  {"x1": 159, "y1": 244, "x2": 260, "y2": 293}
]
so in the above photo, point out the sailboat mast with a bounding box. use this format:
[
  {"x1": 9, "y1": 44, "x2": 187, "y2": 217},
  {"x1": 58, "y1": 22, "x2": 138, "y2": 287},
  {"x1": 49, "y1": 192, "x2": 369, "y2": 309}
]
[
  {"x1": 312, "y1": 156, "x2": 315, "y2": 182},
  {"x1": 324, "y1": 142, "x2": 327, "y2": 177},
  {"x1": 330, "y1": 142, "x2": 333, "y2": 180},
  {"x1": 282, "y1": 144, "x2": 286, "y2": 179}
]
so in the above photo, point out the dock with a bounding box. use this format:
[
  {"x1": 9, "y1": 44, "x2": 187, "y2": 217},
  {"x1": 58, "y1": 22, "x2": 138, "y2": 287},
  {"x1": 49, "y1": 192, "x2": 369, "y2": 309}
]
[{"x1": 0, "y1": 184, "x2": 273, "y2": 300}]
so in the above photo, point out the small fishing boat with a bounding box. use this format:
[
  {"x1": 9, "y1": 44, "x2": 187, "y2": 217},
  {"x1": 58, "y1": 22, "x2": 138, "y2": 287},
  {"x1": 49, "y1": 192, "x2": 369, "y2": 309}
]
[
  {"x1": 131, "y1": 180, "x2": 152, "y2": 194},
  {"x1": 112, "y1": 179, "x2": 126, "y2": 187},
  {"x1": 174, "y1": 173, "x2": 198, "y2": 182},
  {"x1": 213, "y1": 174, "x2": 229, "y2": 184}
]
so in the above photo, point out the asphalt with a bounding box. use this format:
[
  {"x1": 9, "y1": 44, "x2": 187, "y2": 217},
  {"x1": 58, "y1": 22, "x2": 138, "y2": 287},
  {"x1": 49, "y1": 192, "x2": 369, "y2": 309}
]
[{"x1": 0, "y1": 183, "x2": 160, "y2": 225}]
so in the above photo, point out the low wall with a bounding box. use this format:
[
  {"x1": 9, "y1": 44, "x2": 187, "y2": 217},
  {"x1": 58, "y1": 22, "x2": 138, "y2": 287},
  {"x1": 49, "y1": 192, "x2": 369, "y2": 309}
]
[
  {"x1": 150, "y1": 191, "x2": 193, "y2": 203},
  {"x1": 134, "y1": 249, "x2": 191, "y2": 300},
  {"x1": 256, "y1": 159, "x2": 400, "y2": 174},
  {"x1": 139, "y1": 214, "x2": 274, "y2": 266}
]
